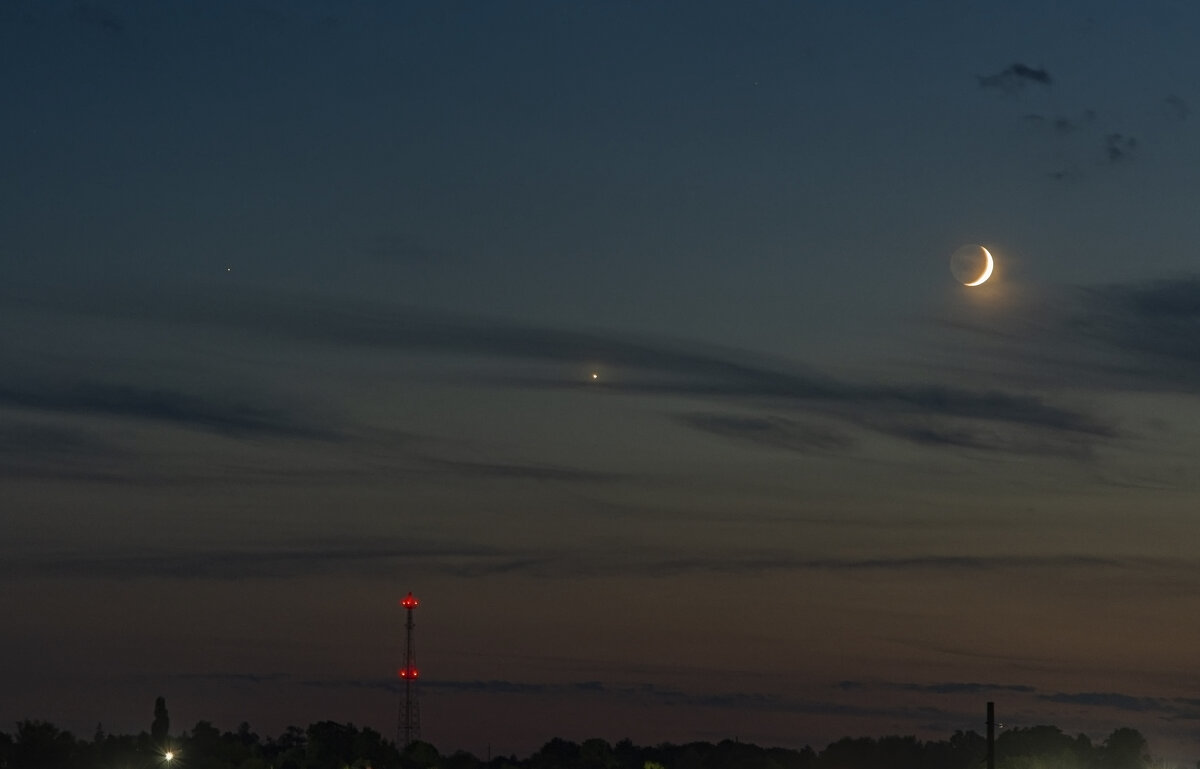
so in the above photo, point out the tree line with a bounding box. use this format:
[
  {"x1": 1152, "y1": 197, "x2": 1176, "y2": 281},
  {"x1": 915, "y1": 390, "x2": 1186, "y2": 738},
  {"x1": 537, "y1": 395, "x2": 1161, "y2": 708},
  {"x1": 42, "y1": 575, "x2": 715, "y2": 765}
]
[{"x1": 0, "y1": 697, "x2": 1178, "y2": 769}]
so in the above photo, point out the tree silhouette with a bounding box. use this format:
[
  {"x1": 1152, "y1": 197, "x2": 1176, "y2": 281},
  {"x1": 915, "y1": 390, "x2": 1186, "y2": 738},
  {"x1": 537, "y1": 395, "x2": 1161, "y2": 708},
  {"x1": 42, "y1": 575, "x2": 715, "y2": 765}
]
[
  {"x1": 580, "y1": 738, "x2": 618, "y2": 769},
  {"x1": 995, "y1": 724, "x2": 1093, "y2": 769},
  {"x1": 530, "y1": 738, "x2": 581, "y2": 769},
  {"x1": 12, "y1": 720, "x2": 80, "y2": 768},
  {"x1": 1102, "y1": 728, "x2": 1150, "y2": 769},
  {"x1": 0, "y1": 714, "x2": 1178, "y2": 769},
  {"x1": 399, "y1": 738, "x2": 440, "y2": 769},
  {"x1": 152, "y1": 695, "x2": 171, "y2": 744}
]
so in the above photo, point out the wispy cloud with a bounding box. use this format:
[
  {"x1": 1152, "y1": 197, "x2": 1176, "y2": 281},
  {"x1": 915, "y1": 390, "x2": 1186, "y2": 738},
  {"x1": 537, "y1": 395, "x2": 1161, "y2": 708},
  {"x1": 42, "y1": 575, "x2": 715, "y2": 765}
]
[
  {"x1": 4, "y1": 287, "x2": 1125, "y2": 457},
  {"x1": 302, "y1": 677, "x2": 954, "y2": 720},
  {"x1": 947, "y1": 276, "x2": 1200, "y2": 395},
  {"x1": 1075, "y1": 277, "x2": 1200, "y2": 370},
  {"x1": 1104, "y1": 133, "x2": 1137, "y2": 162},
  {"x1": 0, "y1": 419, "x2": 138, "y2": 484},
  {"x1": 677, "y1": 412, "x2": 853, "y2": 453},
  {"x1": 0, "y1": 381, "x2": 333, "y2": 439},
  {"x1": 1041, "y1": 691, "x2": 1165, "y2": 712},
  {"x1": 171, "y1": 672, "x2": 290, "y2": 685},
  {"x1": 5, "y1": 541, "x2": 513, "y2": 581},
  {"x1": 7, "y1": 540, "x2": 1178, "y2": 583},
  {"x1": 839, "y1": 680, "x2": 1036, "y2": 695},
  {"x1": 1038, "y1": 691, "x2": 1200, "y2": 720},
  {"x1": 417, "y1": 456, "x2": 621, "y2": 483},
  {"x1": 0, "y1": 419, "x2": 120, "y2": 459},
  {"x1": 978, "y1": 63, "x2": 1052, "y2": 92}
]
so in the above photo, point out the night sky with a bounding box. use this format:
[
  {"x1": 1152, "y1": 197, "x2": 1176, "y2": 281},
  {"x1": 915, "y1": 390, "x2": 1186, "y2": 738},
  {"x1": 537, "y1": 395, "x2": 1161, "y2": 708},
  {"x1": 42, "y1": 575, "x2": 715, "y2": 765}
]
[{"x1": 5, "y1": 0, "x2": 1200, "y2": 761}]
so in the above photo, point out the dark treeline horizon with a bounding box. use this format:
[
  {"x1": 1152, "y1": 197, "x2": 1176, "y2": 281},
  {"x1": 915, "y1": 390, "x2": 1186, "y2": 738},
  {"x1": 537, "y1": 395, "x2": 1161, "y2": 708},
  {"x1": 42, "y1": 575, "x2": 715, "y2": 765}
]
[{"x1": 0, "y1": 698, "x2": 1179, "y2": 769}]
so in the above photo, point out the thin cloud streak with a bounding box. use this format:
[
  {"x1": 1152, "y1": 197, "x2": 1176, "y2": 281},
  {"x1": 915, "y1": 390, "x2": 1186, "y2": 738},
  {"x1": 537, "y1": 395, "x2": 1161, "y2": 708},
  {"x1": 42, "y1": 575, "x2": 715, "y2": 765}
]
[
  {"x1": 418, "y1": 456, "x2": 622, "y2": 483},
  {"x1": 7, "y1": 541, "x2": 1189, "y2": 583},
  {"x1": 14, "y1": 287, "x2": 1116, "y2": 455},
  {"x1": 303, "y1": 677, "x2": 956, "y2": 721},
  {"x1": 839, "y1": 681, "x2": 1036, "y2": 695},
  {"x1": 1039, "y1": 691, "x2": 1200, "y2": 721},
  {"x1": 0, "y1": 381, "x2": 334, "y2": 439},
  {"x1": 943, "y1": 275, "x2": 1200, "y2": 395},
  {"x1": 677, "y1": 412, "x2": 854, "y2": 453}
]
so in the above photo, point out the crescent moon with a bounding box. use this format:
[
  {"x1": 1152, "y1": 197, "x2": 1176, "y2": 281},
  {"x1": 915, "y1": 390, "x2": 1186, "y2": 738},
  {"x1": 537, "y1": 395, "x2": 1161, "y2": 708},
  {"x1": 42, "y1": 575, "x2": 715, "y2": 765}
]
[{"x1": 965, "y1": 247, "x2": 994, "y2": 286}]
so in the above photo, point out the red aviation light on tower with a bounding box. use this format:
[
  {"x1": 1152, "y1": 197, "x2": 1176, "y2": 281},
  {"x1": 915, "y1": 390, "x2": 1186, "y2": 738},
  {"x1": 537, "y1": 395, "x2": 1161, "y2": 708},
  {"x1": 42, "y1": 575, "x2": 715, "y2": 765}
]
[
  {"x1": 400, "y1": 592, "x2": 419, "y2": 609},
  {"x1": 398, "y1": 666, "x2": 420, "y2": 679}
]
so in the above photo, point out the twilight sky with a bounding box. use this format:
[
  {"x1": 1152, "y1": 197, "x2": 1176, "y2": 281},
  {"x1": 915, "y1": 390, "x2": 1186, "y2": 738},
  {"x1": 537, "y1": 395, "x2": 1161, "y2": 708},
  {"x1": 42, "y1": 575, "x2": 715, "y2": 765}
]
[{"x1": 5, "y1": 0, "x2": 1200, "y2": 761}]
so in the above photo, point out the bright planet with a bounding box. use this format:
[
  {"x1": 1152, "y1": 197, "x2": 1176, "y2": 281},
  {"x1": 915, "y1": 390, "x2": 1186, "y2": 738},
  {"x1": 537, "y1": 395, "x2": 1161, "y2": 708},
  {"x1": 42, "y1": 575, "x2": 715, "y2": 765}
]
[{"x1": 950, "y1": 243, "x2": 994, "y2": 286}]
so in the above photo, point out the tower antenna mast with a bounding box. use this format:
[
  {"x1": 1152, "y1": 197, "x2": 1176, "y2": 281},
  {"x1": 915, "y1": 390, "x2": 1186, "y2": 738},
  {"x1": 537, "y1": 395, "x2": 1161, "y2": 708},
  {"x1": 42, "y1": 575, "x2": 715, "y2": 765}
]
[{"x1": 397, "y1": 592, "x2": 421, "y2": 748}]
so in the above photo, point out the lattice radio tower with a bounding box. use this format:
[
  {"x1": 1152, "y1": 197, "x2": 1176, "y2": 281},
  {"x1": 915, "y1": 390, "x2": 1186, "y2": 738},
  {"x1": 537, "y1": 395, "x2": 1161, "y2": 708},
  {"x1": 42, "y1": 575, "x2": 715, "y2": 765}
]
[{"x1": 397, "y1": 591, "x2": 421, "y2": 748}]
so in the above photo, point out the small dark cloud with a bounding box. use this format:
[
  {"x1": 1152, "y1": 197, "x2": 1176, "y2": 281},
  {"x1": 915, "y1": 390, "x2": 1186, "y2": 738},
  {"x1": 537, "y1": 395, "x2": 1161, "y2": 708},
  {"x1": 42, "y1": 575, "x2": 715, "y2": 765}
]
[
  {"x1": 1105, "y1": 133, "x2": 1137, "y2": 162},
  {"x1": 74, "y1": 2, "x2": 124, "y2": 33},
  {"x1": 978, "y1": 63, "x2": 1052, "y2": 92},
  {"x1": 1163, "y1": 95, "x2": 1189, "y2": 122},
  {"x1": 1048, "y1": 165, "x2": 1083, "y2": 183},
  {"x1": 1022, "y1": 110, "x2": 1097, "y2": 136}
]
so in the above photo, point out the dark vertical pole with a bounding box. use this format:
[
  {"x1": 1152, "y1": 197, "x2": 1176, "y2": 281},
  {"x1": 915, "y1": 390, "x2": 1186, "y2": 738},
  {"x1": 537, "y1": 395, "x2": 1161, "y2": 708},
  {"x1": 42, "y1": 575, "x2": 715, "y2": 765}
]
[
  {"x1": 986, "y1": 701, "x2": 995, "y2": 769},
  {"x1": 397, "y1": 593, "x2": 421, "y2": 749},
  {"x1": 403, "y1": 605, "x2": 415, "y2": 746}
]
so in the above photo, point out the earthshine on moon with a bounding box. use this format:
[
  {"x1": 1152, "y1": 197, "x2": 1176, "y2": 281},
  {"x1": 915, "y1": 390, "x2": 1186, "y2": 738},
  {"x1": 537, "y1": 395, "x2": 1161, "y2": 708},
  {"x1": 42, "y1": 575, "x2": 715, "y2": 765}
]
[{"x1": 950, "y1": 244, "x2": 994, "y2": 286}]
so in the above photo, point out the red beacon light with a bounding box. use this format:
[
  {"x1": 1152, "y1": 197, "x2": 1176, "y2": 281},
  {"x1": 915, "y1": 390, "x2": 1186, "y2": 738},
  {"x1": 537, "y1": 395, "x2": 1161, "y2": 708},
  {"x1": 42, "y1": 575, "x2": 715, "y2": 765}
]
[
  {"x1": 400, "y1": 592, "x2": 419, "y2": 609},
  {"x1": 398, "y1": 666, "x2": 419, "y2": 679}
]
